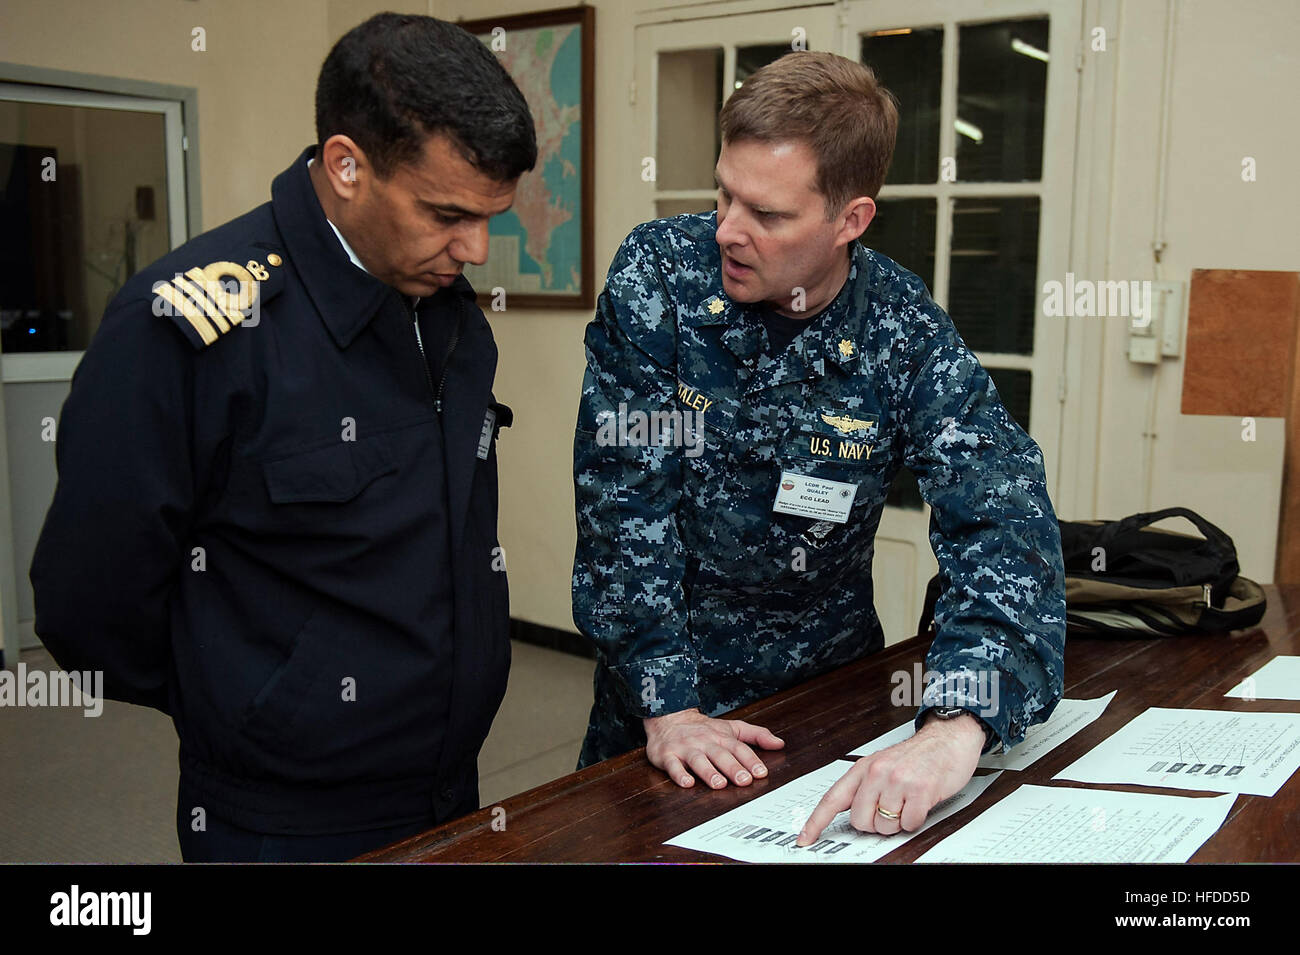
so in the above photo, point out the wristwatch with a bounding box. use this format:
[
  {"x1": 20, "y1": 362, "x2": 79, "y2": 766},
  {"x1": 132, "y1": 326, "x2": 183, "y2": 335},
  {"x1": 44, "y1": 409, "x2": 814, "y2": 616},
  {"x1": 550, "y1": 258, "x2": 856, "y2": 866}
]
[{"x1": 928, "y1": 706, "x2": 998, "y2": 754}]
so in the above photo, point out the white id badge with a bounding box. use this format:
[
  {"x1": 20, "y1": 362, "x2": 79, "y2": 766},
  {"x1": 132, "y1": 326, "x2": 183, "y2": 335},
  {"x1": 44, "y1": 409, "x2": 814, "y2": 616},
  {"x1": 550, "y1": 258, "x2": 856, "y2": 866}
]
[
  {"x1": 477, "y1": 408, "x2": 496, "y2": 460},
  {"x1": 772, "y1": 470, "x2": 858, "y2": 523}
]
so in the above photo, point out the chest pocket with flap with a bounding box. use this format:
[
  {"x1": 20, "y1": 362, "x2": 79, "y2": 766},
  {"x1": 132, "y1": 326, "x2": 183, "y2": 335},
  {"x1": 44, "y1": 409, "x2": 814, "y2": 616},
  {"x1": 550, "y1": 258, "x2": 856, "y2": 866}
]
[{"x1": 262, "y1": 437, "x2": 398, "y2": 504}]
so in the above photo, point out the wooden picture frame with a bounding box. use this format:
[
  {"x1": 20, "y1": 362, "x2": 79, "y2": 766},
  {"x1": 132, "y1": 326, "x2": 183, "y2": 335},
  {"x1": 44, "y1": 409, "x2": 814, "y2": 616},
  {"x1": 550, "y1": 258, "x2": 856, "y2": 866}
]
[{"x1": 458, "y1": 5, "x2": 595, "y2": 309}]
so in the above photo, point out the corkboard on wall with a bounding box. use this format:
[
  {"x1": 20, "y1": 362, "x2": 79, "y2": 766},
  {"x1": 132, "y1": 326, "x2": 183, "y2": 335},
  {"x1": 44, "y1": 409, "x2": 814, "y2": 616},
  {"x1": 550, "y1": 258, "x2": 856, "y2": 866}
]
[
  {"x1": 1181, "y1": 269, "x2": 1300, "y2": 584},
  {"x1": 1181, "y1": 269, "x2": 1299, "y2": 417}
]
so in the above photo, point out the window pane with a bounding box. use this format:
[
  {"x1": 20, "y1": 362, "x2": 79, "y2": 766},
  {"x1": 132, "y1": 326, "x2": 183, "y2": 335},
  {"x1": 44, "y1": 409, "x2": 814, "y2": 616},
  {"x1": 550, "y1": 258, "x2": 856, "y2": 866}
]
[
  {"x1": 948, "y1": 196, "x2": 1039, "y2": 354},
  {"x1": 861, "y1": 27, "x2": 942, "y2": 185},
  {"x1": 656, "y1": 49, "x2": 723, "y2": 191},
  {"x1": 735, "y1": 44, "x2": 800, "y2": 87},
  {"x1": 986, "y1": 366, "x2": 1032, "y2": 434},
  {"x1": 0, "y1": 100, "x2": 170, "y2": 353},
  {"x1": 860, "y1": 198, "x2": 936, "y2": 296},
  {"x1": 956, "y1": 18, "x2": 1049, "y2": 182}
]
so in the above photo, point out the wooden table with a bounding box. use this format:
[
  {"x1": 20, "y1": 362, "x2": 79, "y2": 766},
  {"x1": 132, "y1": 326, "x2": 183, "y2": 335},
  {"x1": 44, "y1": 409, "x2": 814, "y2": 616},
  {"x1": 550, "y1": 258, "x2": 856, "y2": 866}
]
[{"x1": 359, "y1": 584, "x2": 1300, "y2": 862}]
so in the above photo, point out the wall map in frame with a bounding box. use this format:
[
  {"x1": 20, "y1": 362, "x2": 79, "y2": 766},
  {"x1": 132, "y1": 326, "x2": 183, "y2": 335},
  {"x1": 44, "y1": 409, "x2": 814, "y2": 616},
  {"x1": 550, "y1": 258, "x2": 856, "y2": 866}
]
[{"x1": 459, "y1": 6, "x2": 594, "y2": 309}]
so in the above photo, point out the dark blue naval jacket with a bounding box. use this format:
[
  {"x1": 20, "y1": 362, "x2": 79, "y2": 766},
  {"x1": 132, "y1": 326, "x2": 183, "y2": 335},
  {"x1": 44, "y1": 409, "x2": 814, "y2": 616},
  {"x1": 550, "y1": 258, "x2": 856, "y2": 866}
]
[
  {"x1": 31, "y1": 147, "x2": 512, "y2": 833},
  {"x1": 573, "y1": 212, "x2": 1066, "y2": 765}
]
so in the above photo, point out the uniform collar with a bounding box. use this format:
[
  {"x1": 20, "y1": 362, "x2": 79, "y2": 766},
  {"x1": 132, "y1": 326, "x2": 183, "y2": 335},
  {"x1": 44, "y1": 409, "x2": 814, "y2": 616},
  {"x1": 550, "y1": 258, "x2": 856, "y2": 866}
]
[
  {"x1": 327, "y1": 217, "x2": 370, "y2": 274},
  {"x1": 271, "y1": 145, "x2": 477, "y2": 348},
  {"x1": 797, "y1": 245, "x2": 868, "y2": 374},
  {"x1": 682, "y1": 222, "x2": 869, "y2": 378}
]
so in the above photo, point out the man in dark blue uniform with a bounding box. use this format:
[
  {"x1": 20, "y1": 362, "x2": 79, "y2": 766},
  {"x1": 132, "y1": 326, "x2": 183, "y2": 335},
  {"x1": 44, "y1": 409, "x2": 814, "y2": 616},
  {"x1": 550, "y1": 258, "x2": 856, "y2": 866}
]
[{"x1": 29, "y1": 14, "x2": 536, "y2": 862}]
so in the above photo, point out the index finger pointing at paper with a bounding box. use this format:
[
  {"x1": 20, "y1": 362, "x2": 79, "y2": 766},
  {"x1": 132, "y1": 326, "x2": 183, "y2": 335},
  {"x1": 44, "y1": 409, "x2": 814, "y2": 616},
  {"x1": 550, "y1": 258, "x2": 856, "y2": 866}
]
[{"x1": 796, "y1": 765, "x2": 860, "y2": 846}]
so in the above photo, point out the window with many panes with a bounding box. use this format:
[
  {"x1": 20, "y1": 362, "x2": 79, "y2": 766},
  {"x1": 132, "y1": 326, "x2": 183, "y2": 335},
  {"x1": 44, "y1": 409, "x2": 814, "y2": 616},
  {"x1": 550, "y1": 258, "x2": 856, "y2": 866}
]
[{"x1": 860, "y1": 19, "x2": 1049, "y2": 508}]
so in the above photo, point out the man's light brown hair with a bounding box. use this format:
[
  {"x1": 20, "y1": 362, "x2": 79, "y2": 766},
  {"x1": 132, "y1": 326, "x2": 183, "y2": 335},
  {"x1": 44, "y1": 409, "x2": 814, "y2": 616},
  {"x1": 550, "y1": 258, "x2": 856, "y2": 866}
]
[{"x1": 718, "y1": 51, "x2": 899, "y2": 219}]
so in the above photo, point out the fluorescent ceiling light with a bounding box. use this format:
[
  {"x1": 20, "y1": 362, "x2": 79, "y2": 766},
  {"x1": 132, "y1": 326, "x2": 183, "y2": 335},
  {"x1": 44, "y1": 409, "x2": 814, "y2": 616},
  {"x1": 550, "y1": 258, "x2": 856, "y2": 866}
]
[
  {"x1": 1011, "y1": 37, "x2": 1049, "y2": 62},
  {"x1": 954, "y1": 118, "x2": 984, "y2": 143}
]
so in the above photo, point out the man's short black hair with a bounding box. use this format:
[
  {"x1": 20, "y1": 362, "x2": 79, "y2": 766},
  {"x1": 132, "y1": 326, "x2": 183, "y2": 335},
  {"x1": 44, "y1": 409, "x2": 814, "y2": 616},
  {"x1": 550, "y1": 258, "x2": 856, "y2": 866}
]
[{"x1": 315, "y1": 13, "x2": 537, "y2": 181}]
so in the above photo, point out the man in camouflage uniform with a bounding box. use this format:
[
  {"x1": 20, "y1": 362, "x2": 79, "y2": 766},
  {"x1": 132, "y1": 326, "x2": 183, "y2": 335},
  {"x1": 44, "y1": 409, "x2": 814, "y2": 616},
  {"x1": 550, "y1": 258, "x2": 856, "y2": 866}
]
[{"x1": 571, "y1": 52, "x2": 1065, "y2": 841}]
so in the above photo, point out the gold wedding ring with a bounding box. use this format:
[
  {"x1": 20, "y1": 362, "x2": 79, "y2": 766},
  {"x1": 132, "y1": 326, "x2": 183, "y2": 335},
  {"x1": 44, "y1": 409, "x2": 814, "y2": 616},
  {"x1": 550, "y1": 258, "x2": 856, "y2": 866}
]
[{"x1": 876, "y1": 806, "x2": 900, "y2": 820}]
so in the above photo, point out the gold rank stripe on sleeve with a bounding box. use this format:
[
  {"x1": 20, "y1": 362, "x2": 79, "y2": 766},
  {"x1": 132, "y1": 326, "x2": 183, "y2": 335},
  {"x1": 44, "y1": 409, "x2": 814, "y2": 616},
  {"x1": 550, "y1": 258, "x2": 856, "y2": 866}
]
[{"x1": 154, "y1": 259, "x2": 275, "y2": 346}]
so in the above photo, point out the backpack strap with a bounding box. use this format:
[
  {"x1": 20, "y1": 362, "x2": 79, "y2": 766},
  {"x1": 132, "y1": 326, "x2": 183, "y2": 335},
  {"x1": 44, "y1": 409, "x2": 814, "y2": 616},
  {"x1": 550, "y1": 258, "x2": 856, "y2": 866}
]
[{"x1": 1093, "y1": 507, "x2": 1233, "y2": 558}]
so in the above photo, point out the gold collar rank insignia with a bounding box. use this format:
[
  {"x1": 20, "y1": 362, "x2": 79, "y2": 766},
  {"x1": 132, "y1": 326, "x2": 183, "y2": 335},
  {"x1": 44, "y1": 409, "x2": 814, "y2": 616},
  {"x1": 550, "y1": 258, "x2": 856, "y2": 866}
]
[
  {"x1": 838, "y1": 339, "x2": 854, "y2": 358},
  {"x1": 707, "y1": 298, "x2": 725, "y2": 315},
  {"x1": 821, "y1": 413, "x2": 875, "y2": 434}
]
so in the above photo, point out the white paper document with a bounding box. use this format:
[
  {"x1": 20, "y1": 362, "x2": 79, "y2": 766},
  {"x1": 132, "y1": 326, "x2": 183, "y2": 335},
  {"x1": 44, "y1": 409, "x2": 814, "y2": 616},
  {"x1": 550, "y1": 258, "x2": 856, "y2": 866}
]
[
  {"x1": 848, "y1": 692, "x2": 1118, "y2": 771},
  {"x1": 846, "y1": 720, "x2": 915, "y2": 759},
  {"x1": 1225, "y1": 656, "x2": 1300, "y2": 701},
  {"x1": 665, "y1": 760, "x2": 1001, "y2": 863},
  {"x1": 981, "y1": 692, "x2": 1118, "y2": 770},
  {"x1": 1054, "y1": 707, "x2": 1300, "y2": 797},
  {"x1": 915, "y1": 784, "x2": 1235, "y2": 863}
]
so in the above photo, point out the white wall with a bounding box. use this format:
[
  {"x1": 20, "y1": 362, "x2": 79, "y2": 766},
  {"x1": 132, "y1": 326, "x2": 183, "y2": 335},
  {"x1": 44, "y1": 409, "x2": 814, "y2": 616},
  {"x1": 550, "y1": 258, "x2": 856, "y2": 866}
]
[
  {"x1": 1079, "y1": 0, "x2": 1296, "y2": 582},
  {"x1": 433, "y1": 0, "x2": 644, "y2": 632}
]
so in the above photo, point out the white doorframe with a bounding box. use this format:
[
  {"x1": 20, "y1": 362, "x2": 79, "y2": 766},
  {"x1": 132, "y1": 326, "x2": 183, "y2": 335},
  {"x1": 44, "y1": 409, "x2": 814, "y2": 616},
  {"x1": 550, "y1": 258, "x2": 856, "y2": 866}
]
[{"x1": 1057, "y1": 0, "x2": 1121, "y2": 522}]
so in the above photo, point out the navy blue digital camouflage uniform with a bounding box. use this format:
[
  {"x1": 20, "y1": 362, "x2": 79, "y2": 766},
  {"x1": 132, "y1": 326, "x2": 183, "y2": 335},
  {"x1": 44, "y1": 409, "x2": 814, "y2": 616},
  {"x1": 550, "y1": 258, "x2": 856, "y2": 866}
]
[{"x1": 572, "y1": 211, "x2": 1066, "y2": 767}]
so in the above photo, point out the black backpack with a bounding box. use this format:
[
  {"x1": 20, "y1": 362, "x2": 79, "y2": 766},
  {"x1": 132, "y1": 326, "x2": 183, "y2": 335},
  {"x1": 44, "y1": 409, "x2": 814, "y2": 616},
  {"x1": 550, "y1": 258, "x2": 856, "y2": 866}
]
[{"x1": 917, "y1": 507, "x2": 1267, "y2": 638}]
